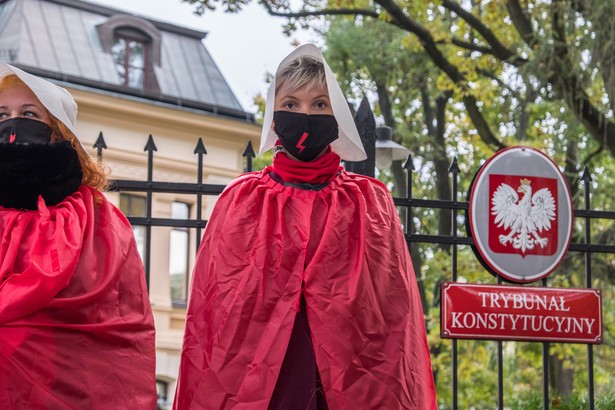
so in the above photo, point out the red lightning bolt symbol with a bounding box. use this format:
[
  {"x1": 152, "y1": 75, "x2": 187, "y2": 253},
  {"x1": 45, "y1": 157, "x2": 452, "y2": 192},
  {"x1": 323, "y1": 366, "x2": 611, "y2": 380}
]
[
  {"x1": 296, "y1": 132, "x2": 309, "y2": 154},
  {"x1": 9, "y1": 133, "x2": 16, "y2": 143}
]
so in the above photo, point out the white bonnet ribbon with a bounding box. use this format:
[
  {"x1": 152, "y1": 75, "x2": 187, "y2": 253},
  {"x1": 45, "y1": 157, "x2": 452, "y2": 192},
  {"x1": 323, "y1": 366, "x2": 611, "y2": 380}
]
[
  {"x1": 259, "y1": 44, "x2": 367, "y2": 161},
  {"x1": 0, "y1": 63, "x2": 78, "y2": 137}
]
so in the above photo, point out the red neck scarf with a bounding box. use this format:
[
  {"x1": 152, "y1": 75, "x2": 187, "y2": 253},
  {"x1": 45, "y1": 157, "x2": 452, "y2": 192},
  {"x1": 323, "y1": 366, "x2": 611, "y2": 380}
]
[{"x1": 272, "y1": 146, "x2": 342, "y2": 185}]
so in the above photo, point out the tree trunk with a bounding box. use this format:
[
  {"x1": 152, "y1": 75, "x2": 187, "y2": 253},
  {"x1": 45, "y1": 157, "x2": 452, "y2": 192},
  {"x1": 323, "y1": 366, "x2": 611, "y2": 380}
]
[{"x1": 549, "y1": 353, "x2": 574, "y2": 397}]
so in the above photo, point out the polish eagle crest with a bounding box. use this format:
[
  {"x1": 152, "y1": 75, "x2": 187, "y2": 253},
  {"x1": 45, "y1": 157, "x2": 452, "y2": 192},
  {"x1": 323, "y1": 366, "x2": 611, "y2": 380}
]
[{"x1": 491, "y1": 178, "x2": 556, "y2": 253}]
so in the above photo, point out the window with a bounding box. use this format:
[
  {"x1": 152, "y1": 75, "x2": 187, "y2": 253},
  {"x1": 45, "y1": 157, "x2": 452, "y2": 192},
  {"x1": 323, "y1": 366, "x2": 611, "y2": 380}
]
[
  {"x1": 97, "y1": 14, "x2": 161, "y2": 91},
  {"x1": 119, "y1": 194, "x2": 147, "y2": 260},
  {"x1": 111, "y1": 29, "x2": 147, "y2": 88},
  {"x1": 156, "y1": 380, "x2": 169, "y2": 410},
  {"x1": 169, "y1": 202, "x2": 190, "y2": 304}
]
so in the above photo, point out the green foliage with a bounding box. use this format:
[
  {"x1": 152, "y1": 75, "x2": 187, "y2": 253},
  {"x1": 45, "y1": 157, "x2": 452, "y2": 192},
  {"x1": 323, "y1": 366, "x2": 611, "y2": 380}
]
[
  {"x1": 252, "y1": 150, "x2": 272, "y2": 171},
  {"x1": 510, "y1": 391, "x2": 615, "y2": 410},
  {"x1": 248, "y1": 92, "x2": 271, "y2": 171}
]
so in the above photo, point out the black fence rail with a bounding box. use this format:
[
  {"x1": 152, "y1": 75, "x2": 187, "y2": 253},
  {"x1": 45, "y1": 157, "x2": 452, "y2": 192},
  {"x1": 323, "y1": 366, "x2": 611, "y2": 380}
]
[{"x1": 96, "y1": 111, "x2": 614, "y2": 409}]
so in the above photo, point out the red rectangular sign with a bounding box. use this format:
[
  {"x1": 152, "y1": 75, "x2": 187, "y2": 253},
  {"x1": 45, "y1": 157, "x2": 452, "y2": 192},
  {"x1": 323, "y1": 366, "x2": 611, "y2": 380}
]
[{"x1": 441, "y1": 282, "x2": 602, "y2": 344}]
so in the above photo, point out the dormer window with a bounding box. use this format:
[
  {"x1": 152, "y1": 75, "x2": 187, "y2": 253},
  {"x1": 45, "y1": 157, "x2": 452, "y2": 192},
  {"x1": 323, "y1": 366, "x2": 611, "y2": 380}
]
[
  {"x1": 111, "y1": 28, "x2": 148, "y2": 87},
  {"x1": 97, "y1": 14, "x2": 161, "y2": 91}
]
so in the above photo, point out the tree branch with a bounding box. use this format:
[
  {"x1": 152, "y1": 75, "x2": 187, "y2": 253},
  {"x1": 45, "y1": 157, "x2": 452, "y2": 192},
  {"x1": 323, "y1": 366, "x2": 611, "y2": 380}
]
[
  {"x1": 374, "y1": 0, "x2": 505, "y2": 150},
  {"x1": 261, "y1": 0, "x2": 506, "y2": 151},
  {"x1": 505, "y1": 0, "x2": 538, "y2": 48},
  {"x1": 549, "y1": 2, "x2": 615, "y2": 157},
  {"x1": 420, "y1": 86, "x2": 435, "y2": 136},
  {"x1": 449, "y1": 38, "x2": 528, "y2": 66},
  {"x1": 570, "y1": 0, "x2": 587, "y2": 16},
  {"x1": 260, "y1": 2, "x2": 380, "y2": 21},
  {"x1": 441, "y1": 0, "x2": 524, "y2": 65},
  {"x1": 582, "y1": 144, "x2": 604, "y2": 169}
]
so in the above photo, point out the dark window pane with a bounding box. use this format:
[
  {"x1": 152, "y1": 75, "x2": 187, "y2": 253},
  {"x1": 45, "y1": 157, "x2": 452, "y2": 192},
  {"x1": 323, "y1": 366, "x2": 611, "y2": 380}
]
[
  {"x1": 111, "y1": 38, "x2": 126, "y2": 65},
  {"x1": 119, "y1": 194, "x2": 147, "y2": 261},
  {"x1": 156, "y1": 380, "x2": 168, "y2": 409},
  {"x1": 128, "y1": 40, "x2": 144, "y2": 68},
  {"x1": 120, "y1": 194, "x2": 146, "y2": 216},
  {"x1": 111, "y1": 38, "x2": 127, "y2": 84},
  {"x1": 128, "y1": 67, "x2": 144, "y2": 88},
  {"x1": 112, "y1": 34, "x2": 146, "y2": 88},
  {"x1": 169, "y1": 202, "x2": 190, "y2": 303}
]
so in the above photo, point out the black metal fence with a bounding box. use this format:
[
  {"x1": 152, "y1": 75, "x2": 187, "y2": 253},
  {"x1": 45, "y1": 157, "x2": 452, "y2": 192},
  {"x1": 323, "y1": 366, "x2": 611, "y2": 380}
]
[
  {"x1": 395, "y1": 161, "x2": 614, "y2": 410},
  {"x1": 97, "y1": 107, "x2": 614, "y2": 410}
]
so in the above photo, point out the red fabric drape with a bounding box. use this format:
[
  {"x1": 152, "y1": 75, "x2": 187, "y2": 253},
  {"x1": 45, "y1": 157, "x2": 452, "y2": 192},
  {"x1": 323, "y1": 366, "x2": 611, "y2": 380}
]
[
  {"x1": 174, "y1": 169, "x2": 437, "y2": 409},
  {"x1": 0, "y1": 186, "x2": 156, "y2": 409}
]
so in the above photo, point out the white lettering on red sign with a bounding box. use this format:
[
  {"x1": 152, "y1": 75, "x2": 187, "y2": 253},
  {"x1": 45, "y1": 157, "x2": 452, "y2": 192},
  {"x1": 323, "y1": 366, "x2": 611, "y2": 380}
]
[
  {"x1": 441, "y1": 283, "x2": 602, "y2": 344},
  {"x1": 477, "y1": 292, "x2": 571, "y2": 311},
  {"x1": 450, "y1": 312, "x2": 595, "y2": 334}
]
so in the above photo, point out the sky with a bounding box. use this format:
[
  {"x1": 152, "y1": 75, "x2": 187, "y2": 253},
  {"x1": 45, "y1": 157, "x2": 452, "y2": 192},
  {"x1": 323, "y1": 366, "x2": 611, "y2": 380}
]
[{"x1": 87, "y1": 0, "x2": 318, "y2": 113}]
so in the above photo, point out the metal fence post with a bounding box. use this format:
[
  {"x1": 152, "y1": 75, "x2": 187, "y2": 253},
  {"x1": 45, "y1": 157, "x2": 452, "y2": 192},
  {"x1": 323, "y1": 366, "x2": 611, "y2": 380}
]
[{"x1": 346, "y1": 97, "x2": 376, "y2": 177}]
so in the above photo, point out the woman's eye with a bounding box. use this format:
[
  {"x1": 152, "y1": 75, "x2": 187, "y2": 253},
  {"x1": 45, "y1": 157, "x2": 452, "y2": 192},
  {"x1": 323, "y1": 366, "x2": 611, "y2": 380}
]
[
  {"x1": 314, "y1": 101, "x2": 327, "y2": 109},
  {"x1": 23, "y1": 111, "x2": 37, "y2": 117},
  {"x1": 283, "y1": 102, "x2": 296, "y2": 110}
]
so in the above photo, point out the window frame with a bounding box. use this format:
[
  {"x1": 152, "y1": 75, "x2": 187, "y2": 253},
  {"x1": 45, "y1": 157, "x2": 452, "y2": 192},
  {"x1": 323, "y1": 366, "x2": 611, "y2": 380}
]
[
  {"x1": 112, "y1": 31, "x2": 148, "y2": 88},
  {"x1": 97, "y1": 14, "x2": 161, "y2": 91}
]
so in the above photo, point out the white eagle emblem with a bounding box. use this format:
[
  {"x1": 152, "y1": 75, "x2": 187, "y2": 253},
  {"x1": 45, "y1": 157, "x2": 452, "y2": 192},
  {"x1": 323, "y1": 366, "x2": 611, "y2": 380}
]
[{"x1": 491, "y1": 178, "x2": 556, "y2": 253}]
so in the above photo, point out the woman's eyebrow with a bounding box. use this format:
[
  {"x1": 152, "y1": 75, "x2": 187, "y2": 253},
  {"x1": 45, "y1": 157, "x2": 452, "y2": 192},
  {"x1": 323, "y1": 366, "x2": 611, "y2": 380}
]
[
  {"x1": 0, "y1": 103, "x2": 42, "y2": 110},
  {"x1": 278, "y1": 93, "x2": 299, "y2": 99},
  {"x1": 21, "y1": 103, "x2": 42, "y2": 109}
]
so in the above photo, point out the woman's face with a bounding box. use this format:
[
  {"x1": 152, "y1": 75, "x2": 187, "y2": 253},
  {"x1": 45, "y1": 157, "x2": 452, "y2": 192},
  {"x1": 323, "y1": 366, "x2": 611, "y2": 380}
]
[
  {"x1": 0, "y1": 82, "x2": 52, "y2": 126},
  {"x1": 274, "y1": 82, "x2": 333, "y2": 115}
]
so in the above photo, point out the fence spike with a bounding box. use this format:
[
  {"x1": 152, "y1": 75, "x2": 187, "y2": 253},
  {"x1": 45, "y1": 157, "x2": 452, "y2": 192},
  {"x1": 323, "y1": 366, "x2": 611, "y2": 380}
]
[
  {"x1": 402, "y1": 153, "x2": 415, "y2": 171},
  {"x1": 144, "y1": 134, "x2": 158, "y2": 152},
  {"x1": 243, "y1": 141, "x2": 256, "y2": 158},
  {"x1": 448, "y1": 156, "x2": 460, "y2": 173},
  {"x1": 194, "y1": 138, "x2": 207, "y2": 155},
  {"x1": 354, "y1": 97, "x2": 374, "y2": 136},
  {"x1": 581, "y1": 166, "x2": 593, "y2": 182},
  {"x1": 346, "y1": 97, "x2": 376, "y2": 178},
  {"x1": 93, "y1": 131, "x2": 107, "y2": 150},
  {"x1": 93, "y1": 131, "x2": 107, "y2": 161}
]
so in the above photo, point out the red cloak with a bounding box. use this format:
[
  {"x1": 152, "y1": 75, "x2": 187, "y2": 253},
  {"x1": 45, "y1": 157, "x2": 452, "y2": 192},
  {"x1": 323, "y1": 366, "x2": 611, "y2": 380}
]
[
  {"x1": 0, "y1": 186, "x2": 156, "y2": 409},
  {"x1": 174, "y1": 168, "x2": 436, "y2": 409}
]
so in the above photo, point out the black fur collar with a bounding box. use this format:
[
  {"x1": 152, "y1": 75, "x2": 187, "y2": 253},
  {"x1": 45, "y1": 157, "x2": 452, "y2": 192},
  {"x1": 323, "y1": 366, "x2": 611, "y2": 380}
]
[{"x1": 0, "y1": 141, "x2": 82, "y2": 210}]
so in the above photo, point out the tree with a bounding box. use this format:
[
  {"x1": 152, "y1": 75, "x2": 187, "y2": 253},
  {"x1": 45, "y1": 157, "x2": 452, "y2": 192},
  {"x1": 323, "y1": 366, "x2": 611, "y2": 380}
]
[{"x1": 183, "y1": 0, "x2": 614, "y2": 162}]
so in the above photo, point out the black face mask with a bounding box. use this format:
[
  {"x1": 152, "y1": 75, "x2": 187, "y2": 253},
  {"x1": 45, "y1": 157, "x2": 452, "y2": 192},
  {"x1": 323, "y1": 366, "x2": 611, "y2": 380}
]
[
  {"x1": 273, "y1": 111, "x2": 339, "y2": 162},
  {"x1": 0, "y1": 118, "x2": 82, "y2": 210},
  {"x1": 0, "y1": 117, "x2": 53, "y2": 144}
]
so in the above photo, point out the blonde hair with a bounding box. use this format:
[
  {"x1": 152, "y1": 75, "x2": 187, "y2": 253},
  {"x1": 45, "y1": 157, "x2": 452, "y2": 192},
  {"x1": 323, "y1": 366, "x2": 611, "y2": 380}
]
[
  {"x1": 0, "y1": 74, "x2": 108, "y2": 190},
  {"x1": 275, "y1": 56, "x2": 327, "y2": 94}
]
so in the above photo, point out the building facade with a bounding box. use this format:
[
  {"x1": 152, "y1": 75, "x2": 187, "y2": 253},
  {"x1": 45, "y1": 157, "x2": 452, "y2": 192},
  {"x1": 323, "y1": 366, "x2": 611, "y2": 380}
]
[{"x1": 0, "y1": 0, "x2": 260, "y2": 406}]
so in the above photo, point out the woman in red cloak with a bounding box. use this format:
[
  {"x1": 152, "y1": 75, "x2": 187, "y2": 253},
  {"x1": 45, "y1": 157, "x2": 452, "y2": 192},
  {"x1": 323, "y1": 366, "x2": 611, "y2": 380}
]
[
  {"x1": 0, "y1": 64, "x2": 157, "y2": 408},
  {"x1": 174, "y1": 44, "x2": 437, "y2": 409}
]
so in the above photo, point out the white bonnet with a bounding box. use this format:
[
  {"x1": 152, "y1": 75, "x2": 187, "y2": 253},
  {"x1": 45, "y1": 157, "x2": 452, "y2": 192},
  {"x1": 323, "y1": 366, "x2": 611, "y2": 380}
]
[
  {"x1": 0, "y1": 63, "x2": 78, "y2": 136},
  {"x1": 259, "y1": 44, "x2": 367, "y2": 161}
]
